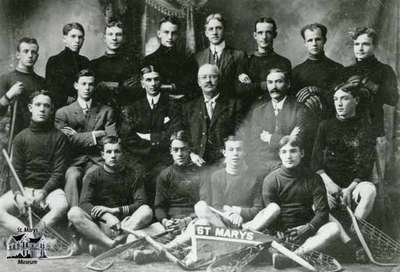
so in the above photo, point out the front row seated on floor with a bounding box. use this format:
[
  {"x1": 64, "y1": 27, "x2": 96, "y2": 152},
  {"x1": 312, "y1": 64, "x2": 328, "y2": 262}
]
[{"x1": 67, "y1": 136, "x2": 153, "y2": 255}]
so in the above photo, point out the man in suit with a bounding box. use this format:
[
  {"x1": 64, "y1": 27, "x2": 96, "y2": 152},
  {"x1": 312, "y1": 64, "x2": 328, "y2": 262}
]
[
  {"x1": 55, "y1": 69, "x2": 117, "y2": 207},
  {"x1": 195, "y1": 13, "x2": 247, "y2": 99},
  {"x1": 245, "y1": 68, "x2": 311, "y2": 176},
  {"x1": 120, "y1": 65, "x2": 182, "y2": 206},
  {"x1": 143, "y1": 16, "x2": 197, "y2": 100},
  {"x1": 183, "y1": 64, "x2": 243, "y2": 168},
  {"x1": 46, "y1": 22, "x2": 90, "y2": 110}
]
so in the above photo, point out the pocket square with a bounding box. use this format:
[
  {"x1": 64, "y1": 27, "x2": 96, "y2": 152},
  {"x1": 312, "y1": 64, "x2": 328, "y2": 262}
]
[{"x1": 163, "y1": 116, "x2": 170, "y2": 124}]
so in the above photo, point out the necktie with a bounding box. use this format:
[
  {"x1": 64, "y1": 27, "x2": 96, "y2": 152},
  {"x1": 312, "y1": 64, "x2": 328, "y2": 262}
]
[
  {"x1": 206, "y1": 100, "x2": 214, "y2": 119},
  {"x1": 213, "y1": 50, "x2": 219, "y2": 66},
  {"x1": 273, "y1": 104, "x2": 280, "y2": 131},
  {"x1": 150, "y1": 98, "x2": 155, "y2": 110},
  {"x1": 83, "y1": 104, "x2": 89, "y2": 118}
]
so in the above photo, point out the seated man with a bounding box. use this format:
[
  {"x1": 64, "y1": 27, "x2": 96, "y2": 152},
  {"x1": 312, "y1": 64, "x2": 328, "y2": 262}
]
[
  {"x1": 311, "y1": 83, "x2": 377, "y2": 220},
  {"x1": 55, "y1": 69, "x2": 117, "y2": 207},
  {"x1": 0, "y1": 90, "x2": 69, "y2": 235},
  {"x1": 68, "y1": 136, "x2": 152, "y2": 255},
  {"x1": 154, "y1": 130, "x2": 204, "y2": 232},
  {"x1": 244, "y1": 136, "x2": 339, "y2": 269},
  {"x1": 194, "y1": 135, "x2": 263, "y2": 229}
]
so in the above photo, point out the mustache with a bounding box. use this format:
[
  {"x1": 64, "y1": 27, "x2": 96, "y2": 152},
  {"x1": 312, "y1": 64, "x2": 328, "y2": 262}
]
[{"x1": 269, "y1": 88, "x2": 281, "y2": 93}]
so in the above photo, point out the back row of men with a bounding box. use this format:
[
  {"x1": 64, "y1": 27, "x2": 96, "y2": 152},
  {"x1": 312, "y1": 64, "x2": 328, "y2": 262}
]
[{"x1": 0, "y1": 13, "x2": 398, "y2": 264}]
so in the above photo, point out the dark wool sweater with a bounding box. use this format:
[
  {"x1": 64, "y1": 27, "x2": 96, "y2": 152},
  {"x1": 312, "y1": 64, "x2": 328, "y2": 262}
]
[
  {"x1": 311, "y1": 116, "x2": 376, "y2": 187},
  {"x1": 11, "y1": 121, "x2": 68, "y2": 194},
  {"x1": 210, "y1": 168, "x2": 263, "y2": 222},
  {"x1": 263, "y1": 165, "x2": 329, "y2": 230},
  {"x1": 79, "y1": 166, "x2": 147, "y2": 218},
  {"x1": 154, "y1": 163, "x2": 203, "y2": 221},
  {"x1": 0, "y1": 70, "x2": 45, "y2": 134},
  {"x1": 339, "y1": 56, "x2": 398, "y2": 137},
  {"x1": 292, "y1": 55, "x2": 343, "y2": 117}
]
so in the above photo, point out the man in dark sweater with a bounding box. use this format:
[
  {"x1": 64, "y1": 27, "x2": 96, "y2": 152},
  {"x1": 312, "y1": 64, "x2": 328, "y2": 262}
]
[
  {"x1": 311, "y1": 83, "x2": 377, "y2": 220},
  {"x1": 338, "y1": 27, "x2": 398, "y2": 181},
  {"x1": 0, "y1": 37, "x2": 45, "y2": 136},
  {"x1": 68, "y1": 136, "x2": 152, "y2": 254},
  {"x1": 46, "y1": 22, "x2": 90, "y2": 110},
  {"x1": 292, "y1": 23, "x2": 343, "y2": 118},
  {"x1": 143, "y1": 16, "x2": 197, "y2": 100},
  {"x1": 244, "y1": 136, "x2": 339, "y2": 268},
  {"x1": 154, "y1": 130, "x2": 204, "y2": 232},
  {"x1": 90, "y1": 20, "x2": 141, "y2": 110},
  {"x1": 237, "y1": 17, "x2": 291, "y2": 112},
  {"x1": 0, "y1": 90, "x2": 68, "y2": 235}
]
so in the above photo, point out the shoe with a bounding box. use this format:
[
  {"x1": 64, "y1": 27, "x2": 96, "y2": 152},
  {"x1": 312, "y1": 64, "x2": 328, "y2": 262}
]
[
  {"x1": 272, "y1": 253, "x2": 298, "y2": 269},
  {"x1": 89, "y1": 244, "x2": 105, "y2": 257},
  {"x1": 133, "y1": 249, "x2": 165, "y2": 264}
]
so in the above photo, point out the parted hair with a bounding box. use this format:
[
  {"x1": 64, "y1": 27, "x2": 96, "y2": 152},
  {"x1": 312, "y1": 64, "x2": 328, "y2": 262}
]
[
  {"x1": 223, "y1": 135, "x2": 243, "y2": 147},
  {"x1": 279, "y1": 135, "x2": 304, "y2": 150},
  {"x1": 266, "y1": 68, "x2": 290, "y2": 82},
  {"x1": 254, "y1": 17, "x2": 277, "y2": 37},
  {"x1": 205, "y1": 13, "x2": 225, "y2": 28},
  {"x1": 29, "y1": 90, "x2": 53, "y2": 104},
  {"x1": 104, "y1": 20, "x2": 124, "y2": 33},
  {"x1": 140, "y1": 65, "x2": 159, "y2": 79},
  {"x1": 75, "y1": 69, "x2": 95, "y2": 82},
  {"x1": 350, "y1": 27, "x2": 377, "y2": 45},
  {"x1": 63, "y1": 22, "x2": 85, "y2": 36},
  {"x1": 17, "y1": 37, "x2": 39, "y2": 52},
  {"x1": 170, "y1": 130, "x2": 190, "y2": 145},
  {"x1": 102, "y1": 136, "x2": 121, "y2": 147},
  {"x1": 333, "y1": 81, "x2": 360, "y2": 98},
  {"x1": 300, "y1": 23, "x2": 327, "y2": 41},
  {"x1": 159, "y1": 16, "x2": 180, "y2": 29}
]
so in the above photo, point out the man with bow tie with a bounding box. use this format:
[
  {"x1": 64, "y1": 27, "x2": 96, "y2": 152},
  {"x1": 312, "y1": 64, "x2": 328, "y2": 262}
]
[
  {"x1": 244, "y1": 68, "x2": 312, "y2": 177},
  {"x1": 55, "y1": 69, "x2": 117, "y2": 207},
  {"x1": 120, "y1": 65, "x2": 182, "y2": 206}
]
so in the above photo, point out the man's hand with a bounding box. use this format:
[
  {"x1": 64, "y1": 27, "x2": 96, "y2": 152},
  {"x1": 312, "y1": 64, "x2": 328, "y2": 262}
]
[
  {"x1": 341, "y1": 187, "x2": 353, "y2": 207},
  {"x1": 136, "y1": 132, "x2": 150, "y2": 141},
  {"x1": 296, "y1": 86, "x2": 320, "y2": 103},
  {"x1": 190, "y1": 152, "x2": 205, "y2": 167},
  {"x1": 14, "y1": 193, "x2": 28, "y2": 215},
  {"x1": 7, "y1": 82, "x2": 24, "y2": 100},
  {"x1": 238, "y1": 73, "x2": 252, "y2": 84},
  {"x1": 32, "y1": 189, "x2": 46, "y2": 208},
  {"x1": 304, "y1": 95, "x2": 322, "y2": 115},
  {"x1": 162, "y1": 218, "x2": 175, "y2": 230},
  {"x1": 60, "y1": 127, "x2": 77, "y2": 136},
  {"x1": 285, "y1": 224, "x2": 314, "y2": 243},
  {"x1": 361, "y1": 77, "x2": 379, "y2": 94},
  {"x1": 227, "y1": 213, "x2": 243, "y2": 228},
  {"x1": 91, "y1": 206, "x2": 117, "y2": 218},
  {"x1": 347, "y1": 75, "x2": 363, "y2": 87},
  {"x1": 290, "y1": 127, "x2": 301, "y2": 137},
  {"x1": 260, "y1": 130, "x2": 272, "y2": 144},
  {"x1": 93, "y1": 130, "x2": 106, "y2": 139},
  {"x1": 223, "y1": 205, "x2": 241, "y2": 215}
]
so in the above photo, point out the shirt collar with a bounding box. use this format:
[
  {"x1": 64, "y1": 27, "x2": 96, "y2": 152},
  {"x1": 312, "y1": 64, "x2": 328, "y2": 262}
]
[
  {"x1": 271, "y1": 96, "x2": 287, "y2": 111},
  {"x1": 77, "y1": 97, "x2": 92, "y2": 109},
  {"x1": 204, "y1": 93, "x2": 220, "y2": 103},
  {"x1": 210, "y1": 41, "x2": 226, "y2": 56},
  {"x1": 146, "y1": 93, "x2": 161, "y2": 107}
]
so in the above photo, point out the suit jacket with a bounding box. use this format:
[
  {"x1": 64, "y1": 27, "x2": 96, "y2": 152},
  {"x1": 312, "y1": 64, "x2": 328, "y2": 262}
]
[
  {"x1": 55, "y1": 100, "x2": 117, "y2": 166},
  {"x1": 183, "y1": 95, "x2": 242, "y2": 164},
  {"x1": 195, "y1": 46, "x2": 247, "y2": 99},
  {"x1": 120, "y1": 92, "x2": 182, "y2": 161},
  {"x1": 246, "y1": 96, "x2": 311, "y2": 169}
]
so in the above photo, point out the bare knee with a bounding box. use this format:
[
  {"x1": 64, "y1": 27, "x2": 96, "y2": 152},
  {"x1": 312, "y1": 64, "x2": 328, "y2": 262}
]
[
  {"x1": 194, "y1": 201, "x2": 210, "y2": 218},
  {"x1": 67, "y1": 207, "x2": 86, "y2": 224},
  {"x1": 266, "y1": 203, "x2": 280, "y2": 217},
  {"x1": 137, "y1": 204, "x2": 153, "y2": 224},
  {"x1": 320, "y1": 222, "x2": 340, "y2": 240},
  {"x1": 357, "y1": 182, "x2": 377, "y2": 204}
]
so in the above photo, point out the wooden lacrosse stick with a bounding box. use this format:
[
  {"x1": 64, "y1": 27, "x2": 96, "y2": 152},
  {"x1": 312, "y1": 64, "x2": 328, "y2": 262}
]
[
  {"x1": 208, "y1": 206, "x2": 316, "y2": 271},
  {"x1": 2, "y1": 148, "x2": 33, "y2": 228}
]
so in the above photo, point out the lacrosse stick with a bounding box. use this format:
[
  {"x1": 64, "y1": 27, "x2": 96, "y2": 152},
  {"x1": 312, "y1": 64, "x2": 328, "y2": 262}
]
[
  {"x1": 346, "y1": 206, "x2": 400, "y2": 266},
  {"x1": 7, "y1": 99, "x2": 18, "y2": 155},
  {"x1": 2, "y1": 148, "x2": 33, "y2": 228},
  {"x1": 121, "y1": 226, "x2": 214, "y2": 270},
  {"x1": 208, "y1": 206, "x2": 316, "y2": 271}
]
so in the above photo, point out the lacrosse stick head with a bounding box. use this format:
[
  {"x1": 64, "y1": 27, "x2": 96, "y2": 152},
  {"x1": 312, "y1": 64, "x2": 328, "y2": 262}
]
[{"x1": 346, "y1": 206, "x2": 400, "y2": 266}]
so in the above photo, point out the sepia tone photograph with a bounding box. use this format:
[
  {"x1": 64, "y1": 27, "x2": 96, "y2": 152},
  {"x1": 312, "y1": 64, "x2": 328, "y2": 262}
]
[{"x1": 0, "y1": 0, "x2": 399, "y2": 271}]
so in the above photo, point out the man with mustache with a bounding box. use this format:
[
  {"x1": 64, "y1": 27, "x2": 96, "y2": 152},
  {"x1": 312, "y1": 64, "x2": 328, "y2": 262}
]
[
  {"x1": 55, "y1": 69, "x2": 117, "y2": 207},
  {"x1": 90, "y1": 20, "x2": 141, "y2": 111},
  {"x1": 0, "y1": 37, "x2": 45, "y2": 136},
  {"x1": 143, "y1": 16, "x2": 197, "y2": 100},
  {"x1": 245, "y1": 68, "x2": 311, "y2": 176},
  {"x1": 292, "y1": 23, "x2": 343, "y2": 118},
  {"x1": 120, "y1": 65, "x2": 182, "y2": 207},
  {"x1": 46, "y1": 22, "x2": 90, "y2": 110},
  {"x1": 237, "y1": 17, "x2": 291, "y2": 113},
  {"x1": 195, "y1": 13, "x2": 247, "y2": 99}
]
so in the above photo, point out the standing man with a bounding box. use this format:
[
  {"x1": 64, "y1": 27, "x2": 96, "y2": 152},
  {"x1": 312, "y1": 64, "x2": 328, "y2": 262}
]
[
  {"x1": 339, "y1": 27, "x2": 398, "y2": 180},
  {"x1": 90, "y1": 20, "x2": 141, "y2": 109},
  {"x1": 143, "y1": 16, "x2": 197, "y2": 100},
  {"x1": 0, "y1": 90, "x2": 68, "y2": 235},
  {"x1": 244, "y1": 136, "x2": 339, "y2": 269},
  {"x1": 183, "y1": 64, "x2": 242, "y2": 167},
  {"x1": 292, "y1": 23, "x2": 343, "y2": 117},
  {"x1": 68, "y1": 136, "x2": 152, "y2": 255},
  {"x1": 55, "y1": 69, "x2": 117, "y2": 207},
  {"x1": 0, "y1": 37, "x2": 45, "y2": 136},
  {"x1": 238, "y1": 17, "x2": 291, "y2": 112},
  {"x1": 196, "y1": 13, "x2": 247, "y2": 98},
  {"x1": 245, "y1": 68, "x2": 311, "y2": 175},
  {"x1": 311, "y1": 83, "x2": 377, "y2": 220},
  {"x1": 46, "y1": 22, "x2": 90, "y2": 109},
  {"x1": 120, "y1": 65, "x2": 182, "y2": 206}
]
